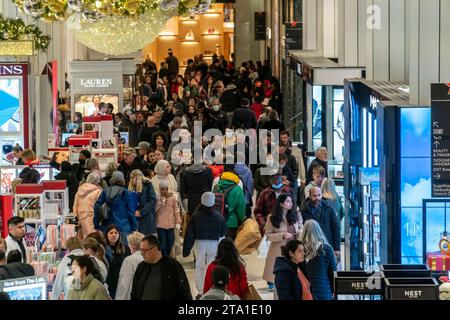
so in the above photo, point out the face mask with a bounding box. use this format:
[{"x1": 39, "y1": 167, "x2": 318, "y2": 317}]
[
  {"x1": 280, "y1": 164, "x2": 285, "y2": 169},
  {"x1": 272, "y1": 183, "x2": 283, "y2": 190},
  {"x1": 212, "y1": 105, "x2": 220, "y2": 112},
  {"x1": 0, "y1": 251, "x2": 5, "y2": 260},
  {"x1": 79, "y1": 159, "x2": 86, "y2": 166},
  {"x1": 225, "y1": 131, "x2": 233, "y2": 138}
]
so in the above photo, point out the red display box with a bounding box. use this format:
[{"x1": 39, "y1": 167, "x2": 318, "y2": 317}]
[
  {"x1": 42, "y1": 180, "x2": 67, "y2": 190},
  {"x1": 15, "y1": 184, "x2": 44, "y2": 194},
  {"x1": 427, "y1": 252, "x2": 450, "y2": 271}
]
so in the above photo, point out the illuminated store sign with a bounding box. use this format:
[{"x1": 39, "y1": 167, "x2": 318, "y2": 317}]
[
  {"x1": 0, "y1": 64, "x2": 24, "y2": 76},
  {"x1": 79, "y1": 78, "x2": 113, "y2": 88}
]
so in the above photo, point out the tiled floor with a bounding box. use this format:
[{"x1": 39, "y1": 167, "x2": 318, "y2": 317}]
[{"x1": 179, "y1": 250, "x2": 274, "y2": 300}]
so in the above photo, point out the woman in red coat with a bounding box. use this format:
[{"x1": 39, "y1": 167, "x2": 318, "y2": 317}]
[{"x1": 203, "y1": 238, "x2": 248, "y2": 299}]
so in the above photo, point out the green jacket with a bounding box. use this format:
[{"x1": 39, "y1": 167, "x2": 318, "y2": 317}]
[
  {"x1": 66, "y1": 274, "x2": 110, "y2": 300},
  {"x1": 217, "y1": 178, "x2": 246, "y2": 229}
]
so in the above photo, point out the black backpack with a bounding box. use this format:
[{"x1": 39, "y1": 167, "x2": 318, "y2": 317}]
[{"x1": 213, "y1": 184, "x2": 237, "y2": 221}]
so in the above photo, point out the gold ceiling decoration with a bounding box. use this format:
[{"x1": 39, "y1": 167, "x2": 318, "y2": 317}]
[{"x1": 9, "y1": 0, "x2": 213, "y2": 55}]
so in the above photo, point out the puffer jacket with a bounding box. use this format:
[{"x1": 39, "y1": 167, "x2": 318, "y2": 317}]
[
  {"x1": 66, "y1": 274, "x2": 110, "y2": 300},
  {"x1": 73, "y1": 183, "x2": 103, "y2": 222},
  {"x1": 183, "y1": 206, "x2": 227, "y2": 257},
  {"x1": 94, "y1": 185, "x2": 137, "y2": 234},
  {"x1": 304, "y1": 243, "x2": 336, "y2": 300},
  {"x1": 273, "y1": 257, "x2": 305, "y2": 300},
  {"x1": 136, "y1": 181, "x2": 158, "y2": 236},
  {"x1": 216, "y1": 172, "x2": 246, "y2": 229},
  {"x1": 180, "y1": 164, "x2": 213, "y2": 214},
  {"x1": 156, "y1": 194, "x2": 181, "y2": 230},
  {"x1": 0, "y1": 262, "x2": 35, "y2": 280}
]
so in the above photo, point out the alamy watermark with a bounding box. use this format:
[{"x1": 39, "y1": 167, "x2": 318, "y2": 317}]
[
  {"x1": 169, "y1": 121, "x2": 280, "y2": 175},
  {"x1": 367, "y1": 5, "x2": 381, "y2": 30}
]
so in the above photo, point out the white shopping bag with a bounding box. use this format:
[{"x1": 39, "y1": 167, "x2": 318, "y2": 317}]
[{"x1": 257, "y1": 235, "x2": 270, "y2": 259}]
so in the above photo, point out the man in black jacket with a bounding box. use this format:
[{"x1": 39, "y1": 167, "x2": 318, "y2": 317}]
[
  {"x1": 220, "y1": 82, "x2": 241, "y2": 122},
  {"x1": 139, "y1": 113, "x2": 162, "y2": 144},
  {"x1": 232, "y1": 98, "x2": 257, "y2": 130},
  {"x1": 301, "y1": 187, "x2": 340, "y2": 259},
  {"x1": 0, "y1": 250, "x2": 35, "y2": 280},
  {"x1": 131, "y1": 235, "x2": 192, "y2": 300},
  {"x1": 165, "y1": 48, "x2": 179, "y2": 81},
  {"x1": 180, "y1": 164, "x2": 213, "y2": 214},
  {"x1": 306, "y1": 147, "x2": 328, "y2": 184},
  {"x1": 117, "y1": 148, "x2": 149, "y2": 185}
]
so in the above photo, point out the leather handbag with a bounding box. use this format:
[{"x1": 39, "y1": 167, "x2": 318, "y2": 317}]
[{"x1": 245, "y1": 284, "x2": 262, "y2": 300}]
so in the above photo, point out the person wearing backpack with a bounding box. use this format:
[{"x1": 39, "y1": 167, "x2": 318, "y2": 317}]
[
  {"x1": 94, "y1": 171, "x2": 137, "y2": 246},
  {"x1": 183, "y1": 192, "x2": 227, "y2": 299},
  {"x1": 215, "y1": 166, "x2": 246, "y2": 240}
]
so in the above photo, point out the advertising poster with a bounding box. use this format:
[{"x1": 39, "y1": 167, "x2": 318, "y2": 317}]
[{"x1": 0, "y1": 276, "x2": 47, "y2": 300}]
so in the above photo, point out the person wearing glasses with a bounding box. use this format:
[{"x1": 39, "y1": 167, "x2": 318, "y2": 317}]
[
  {"x1": 130, "y1": 235, "x2": 192, "y2": 300},
  {"x1": 5, "y1": 217, "x2": 27, "y2": 263}
]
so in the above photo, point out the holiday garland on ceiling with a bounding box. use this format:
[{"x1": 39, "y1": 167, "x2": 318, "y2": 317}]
[{"x1": 0, "y1": 15, "x2": 50, "y2": 51}]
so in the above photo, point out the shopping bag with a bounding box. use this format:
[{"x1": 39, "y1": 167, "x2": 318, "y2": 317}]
[
  {"x1": 234, "y1": 218, "x2": 262, "y2": 255},
  {"x1": 171, "y1": 228, "x2": 182, "y2": 258},
  {"x1": 245, "y1": 284, "x2": 262, "y2": 300},
  {"x1": 257, "y1": 235, "x2": 270, "y2": 259}
]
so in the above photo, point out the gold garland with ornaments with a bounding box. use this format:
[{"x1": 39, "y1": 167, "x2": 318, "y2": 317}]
[{"x1": 10, "y1": 0, "x2": 213, "y2": 22}]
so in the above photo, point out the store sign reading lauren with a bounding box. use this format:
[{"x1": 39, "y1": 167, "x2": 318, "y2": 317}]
[
  {"x1": 80, "y1": 78, "x2": 113, "y2": 88},
  {"x1": 431, "y1": 83, "x2": 450, "y2": 197}
]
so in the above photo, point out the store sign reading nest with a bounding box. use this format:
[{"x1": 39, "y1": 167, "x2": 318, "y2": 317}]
[{"x1": 79, "y1": 78, "x2": 113, "y2": 88}]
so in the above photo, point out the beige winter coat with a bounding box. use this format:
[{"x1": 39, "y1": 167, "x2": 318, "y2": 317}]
[
  {"x1": 73, "y1": 183, "x2": 102, "y2": 238},
  {"x1": 262, "y1": 212, "x2": 303, "y2": 283},
  {"x1": 156, "y1": 194, "x2": 181, "y2": 230}
]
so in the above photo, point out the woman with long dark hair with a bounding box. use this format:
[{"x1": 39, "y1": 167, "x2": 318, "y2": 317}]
[
  {"x1": 203, "y1": 238, "x2": 248, "y2": 299},
  {"x1": 262, "y1": 194, "x2": 303, "y2": 292},
  {"x1": 104, "y1": 224, "x2": 131, "y2": 299}
]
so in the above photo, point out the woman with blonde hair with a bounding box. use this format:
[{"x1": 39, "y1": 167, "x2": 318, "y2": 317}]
[
  {"x1": 129, "y1": 169, "x2": 157, "y2": 236},
  {"x1": 321, "y1": 178, "x2": 344, "y2": 221},
  {"x1": 301, "y1": 220, "x2": 336, "y2": 300},
  {"x1": 73, "y1": 173, "x2": 103, "y2": 239}
]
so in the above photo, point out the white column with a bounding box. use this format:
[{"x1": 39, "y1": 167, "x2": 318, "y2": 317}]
[
  {"x1": 409, "y1": 0, "x2": 441, "y2": 105},
  {"x1": 303, "y1": 0, "x2": 318, "y2": 50},
  {"x1": 337, "y1": 0, "x2": 360, "y2": 66}
]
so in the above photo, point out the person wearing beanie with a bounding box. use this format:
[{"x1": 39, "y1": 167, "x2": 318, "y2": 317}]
[
  {"x1": 155, "y1": 180, "x2": 181, "y2": 256},
  {"x1": 201, "y1": 265, "x2": 240, "y2": 300},
  {"x1": 183, "y1": 192, "x2": 227, "y2": 299},
  {"x1": 94, "y1": 171, "x2": 137, "y2": 245},
  {"x1": 254, "y1": 174, "x2": 293, "y2": 237}
]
